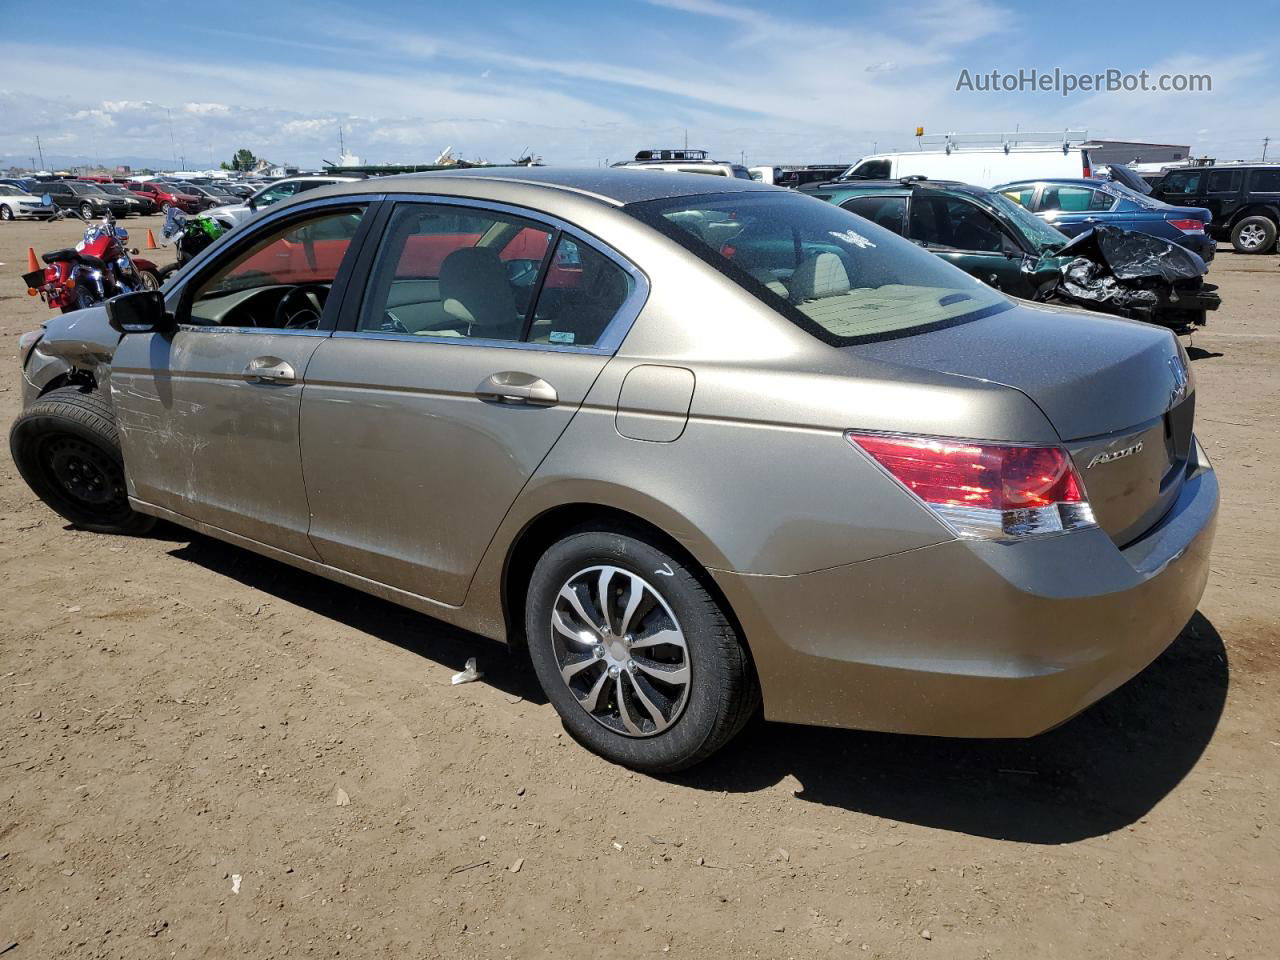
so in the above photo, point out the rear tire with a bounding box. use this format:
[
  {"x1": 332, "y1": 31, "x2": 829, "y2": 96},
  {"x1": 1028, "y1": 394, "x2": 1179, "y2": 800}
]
[
  {"x1": 525, "y1": 528, "x2": 758, "y2": 773},
  {"x1": 10, "y1": 385, "x2": 154, "y2": 535},
  {"x1": 1230, "y1": 215, "x2": 1277, "y2": 254}
]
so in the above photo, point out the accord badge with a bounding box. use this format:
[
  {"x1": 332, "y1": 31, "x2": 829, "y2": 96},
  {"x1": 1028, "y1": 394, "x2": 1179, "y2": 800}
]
[{"x1": 1089, "y1": 441, "x2": 1143, "y2": 469}]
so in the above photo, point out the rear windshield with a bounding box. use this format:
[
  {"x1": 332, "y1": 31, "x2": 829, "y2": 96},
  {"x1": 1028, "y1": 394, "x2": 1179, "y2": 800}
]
[{"x1": 626, "y1": 191, "x2": 1011, "y2": 343}]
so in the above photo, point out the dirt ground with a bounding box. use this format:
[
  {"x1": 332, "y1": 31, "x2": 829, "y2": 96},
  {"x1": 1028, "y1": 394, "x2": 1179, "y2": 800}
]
[{"x1": 0, "y1": 213, "x2": 1276, "y2": 960}]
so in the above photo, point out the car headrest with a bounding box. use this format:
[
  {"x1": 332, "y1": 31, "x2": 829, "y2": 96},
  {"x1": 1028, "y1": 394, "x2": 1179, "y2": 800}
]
[
  {"x1": 790, "y1": 252, "x2": 850, "y2": 303},
  {"x1": 439, "y1": 247, "x2": 519, "y2": 334}
]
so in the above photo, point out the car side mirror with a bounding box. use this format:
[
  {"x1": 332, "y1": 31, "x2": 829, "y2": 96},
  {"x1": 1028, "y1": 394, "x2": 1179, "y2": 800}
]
[
  {"x1": 248, "y1": 197, "x2": 257, "y2": 211},
  {"x1": 1002, "y1": 234, "x2": 1023, "y2": 258},
  {"x1": 106, "y1": 290, "x2": 175, "y2": 335}
]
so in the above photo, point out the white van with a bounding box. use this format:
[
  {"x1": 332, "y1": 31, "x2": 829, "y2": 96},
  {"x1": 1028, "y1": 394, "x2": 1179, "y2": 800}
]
[{"x1": 839, "y1": 146, "x2": 1094, "y2": 188}]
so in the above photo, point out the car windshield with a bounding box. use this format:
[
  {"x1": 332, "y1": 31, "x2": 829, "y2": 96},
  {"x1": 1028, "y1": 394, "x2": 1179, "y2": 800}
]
[
  {"x1": 72, "y1": 183, "x2": 105, "y2": 195},
  {"x1": 0, "y1": 185, "x2": 27, "y2": 196},
  {"x1": 626, "y1": 191, "x2": 1012, "y2": 343},
  {"x1": 99, "y1": 184, "x2": 126, "y2": 195},
  {"x1": 982, "y1": 190, "x2": 1068, "y2": 252}
]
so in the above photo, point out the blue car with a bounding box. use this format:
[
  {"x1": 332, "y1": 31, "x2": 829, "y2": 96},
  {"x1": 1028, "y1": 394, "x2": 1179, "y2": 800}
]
[{"x1": 994, "y1": 178, "x2": 1216, "y2": 262}]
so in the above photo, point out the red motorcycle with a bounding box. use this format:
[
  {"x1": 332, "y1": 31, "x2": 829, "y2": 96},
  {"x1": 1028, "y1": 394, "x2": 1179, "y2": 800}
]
[{"x1": 23, "y1": 208, "x2": 162, "y2": 314}]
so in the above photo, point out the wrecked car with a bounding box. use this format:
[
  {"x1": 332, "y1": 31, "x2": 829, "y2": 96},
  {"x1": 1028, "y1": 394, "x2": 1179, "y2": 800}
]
[
  {"x1": 803, "y1": 177, "x2": 1220, "y2": 331},
  {"x1": 10, "y1": 170, "x2": 1217, "y2": 772}
]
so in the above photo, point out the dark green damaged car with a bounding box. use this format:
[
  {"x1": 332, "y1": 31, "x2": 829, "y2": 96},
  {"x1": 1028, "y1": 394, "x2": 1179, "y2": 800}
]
[{"x1": 802, "y1": 178, "x2": 1219, "y2": 331}]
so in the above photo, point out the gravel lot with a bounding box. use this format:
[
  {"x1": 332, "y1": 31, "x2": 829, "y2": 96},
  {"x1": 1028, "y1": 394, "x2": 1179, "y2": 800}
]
[{"x1": 0, "y1": 214, "x2": 1276, "y2": 959}]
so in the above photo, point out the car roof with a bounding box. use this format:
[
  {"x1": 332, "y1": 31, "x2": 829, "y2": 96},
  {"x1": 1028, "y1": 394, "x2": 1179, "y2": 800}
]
[
  {"x1": 325, "y1": 166, "x2": 775, "y2": 207},
  {"x1": 808, "y1": 178, "x2": 976, "y2": 196},
  {"x1": 996, "y1": 178, "x2": 1107, "y2": 189}
]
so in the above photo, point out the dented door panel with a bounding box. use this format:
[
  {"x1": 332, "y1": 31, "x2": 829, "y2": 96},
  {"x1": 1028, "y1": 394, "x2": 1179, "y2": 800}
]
[{"x1": 110, "y1": 328, "x2": 326, "y2": 558}]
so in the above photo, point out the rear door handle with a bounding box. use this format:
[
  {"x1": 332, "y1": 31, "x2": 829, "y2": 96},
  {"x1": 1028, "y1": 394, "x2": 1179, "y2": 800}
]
[
  {"x1": 476, "y1": 371, "x2": 558, "y2": 406},
  {"x1": 243, "y1": 357, "x2": 295, "y2": 384}
]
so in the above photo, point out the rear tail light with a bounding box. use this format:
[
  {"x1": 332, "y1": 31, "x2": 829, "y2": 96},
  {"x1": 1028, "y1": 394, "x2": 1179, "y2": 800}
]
[
  {"x1": 846, "y1": 432, "x2": 1096, "y2": 540},
  {"x1": 1167, "y1": 218, "x2": 1205, "y2": 234}
]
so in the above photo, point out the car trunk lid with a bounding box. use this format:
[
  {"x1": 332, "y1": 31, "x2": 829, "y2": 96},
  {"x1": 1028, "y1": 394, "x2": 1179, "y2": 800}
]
[{"x1": 849, "y1": 303, "x2": 1194, "y2": 544}]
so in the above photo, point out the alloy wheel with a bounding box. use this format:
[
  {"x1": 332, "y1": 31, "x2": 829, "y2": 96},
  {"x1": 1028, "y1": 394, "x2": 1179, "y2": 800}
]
[
  {"x1": 1238, "y1": 223, "x2": 1267, "y2": 250},
  {"x1": 550, "y1": 565, "x2": 691, "y2": 737},
  {"x1": 0, "y1": 205, "x2": 12, "y2": 221}
]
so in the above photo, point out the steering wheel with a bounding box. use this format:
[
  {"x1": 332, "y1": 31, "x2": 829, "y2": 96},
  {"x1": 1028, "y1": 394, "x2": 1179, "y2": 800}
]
[{"x1": 274, "y1": 283, "x2": 329, "y2": 329}]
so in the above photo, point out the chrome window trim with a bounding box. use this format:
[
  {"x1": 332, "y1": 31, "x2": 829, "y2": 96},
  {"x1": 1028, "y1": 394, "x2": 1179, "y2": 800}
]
[
  {"x1": 172, "y1": 324, "x2": 331, "y2": 338},
  {"x1": 339, "y1": 193, "x2": 650, "y2": 356}
]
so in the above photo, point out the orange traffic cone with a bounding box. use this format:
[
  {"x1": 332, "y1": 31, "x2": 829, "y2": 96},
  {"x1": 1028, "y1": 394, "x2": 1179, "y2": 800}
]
[
  {"x1": 26, "y1": 247, "x2": 39, "y2": 273},
  {"x1": 145, "y1": 229, "x2": 158, "y2": 250}
]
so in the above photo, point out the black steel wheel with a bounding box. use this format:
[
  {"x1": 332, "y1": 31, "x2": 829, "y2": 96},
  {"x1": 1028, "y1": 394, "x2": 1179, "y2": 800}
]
[{"x1": 10, "y1": 386, "x2": 154, "y2": 535}]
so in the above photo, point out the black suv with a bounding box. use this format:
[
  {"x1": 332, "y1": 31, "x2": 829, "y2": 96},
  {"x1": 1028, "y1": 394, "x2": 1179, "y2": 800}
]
[
  {"x1": 1152, "y1": 164, "x2": 1280, "y2": 253},
  {"x1": 41, "y1": 180, "x2": 133, "y2": 220}
]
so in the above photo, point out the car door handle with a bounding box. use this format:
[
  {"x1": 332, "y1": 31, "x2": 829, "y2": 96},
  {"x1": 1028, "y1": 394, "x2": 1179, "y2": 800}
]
[
  {"x1": 475, "y1": 372, "x2": 558, "y2": 406},
  {"x1": 243, "y1": 357, "x2": 295, "y2": 384}
]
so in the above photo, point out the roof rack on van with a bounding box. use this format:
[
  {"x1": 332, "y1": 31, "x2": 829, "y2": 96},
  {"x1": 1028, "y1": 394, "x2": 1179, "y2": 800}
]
[
  {"x1": 917, "y1": 130, "x2": 1088, "y2": 156},
  {"x1": 632, "y1": 149, "x2": 710, "y2": 162}
]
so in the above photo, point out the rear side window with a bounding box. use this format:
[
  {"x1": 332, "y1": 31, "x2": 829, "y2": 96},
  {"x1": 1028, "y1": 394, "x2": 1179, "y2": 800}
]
[
  {"x1": 840, "y1": 196, "x2": 907, "y2": 236},
  {"x1": 1251, "y1": 169, "x2": 1280, "y2": 192},
  {"x1": 627, "y1": 191, "x2": 1009, "y2": 344},
  {"x1": 1206, "y1": 170, "x2": 1242, "y2": 193},
  {"x1": 359, "y1": 203, "x2": 632, "y2": 348},
  {"x1": 847, "y1": 159, "x2": 891, "y2": 179},
  {"x1": 1038, "y1": 186, "x2": 1114, "y2": 213},
  {"x1": 527, "y1": 237, "x2": 634, "y2": 347}
]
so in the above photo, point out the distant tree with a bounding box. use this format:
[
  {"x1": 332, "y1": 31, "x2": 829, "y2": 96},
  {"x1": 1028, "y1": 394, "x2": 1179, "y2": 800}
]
[{"x1": 230, "y1": 148, "x2": 257, "y2": 172}]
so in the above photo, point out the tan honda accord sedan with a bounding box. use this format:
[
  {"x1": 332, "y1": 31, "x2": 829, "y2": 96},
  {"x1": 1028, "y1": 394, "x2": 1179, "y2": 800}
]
[{"x1": 11, "y1": 169, "x2": 1218, "y2": 771}]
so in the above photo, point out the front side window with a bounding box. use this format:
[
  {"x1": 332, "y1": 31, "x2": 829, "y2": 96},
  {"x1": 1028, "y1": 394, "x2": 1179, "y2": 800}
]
[
  {"x1": 1161, "y1": 171, "x2": 1202, "y2": 195},
  {"x1": 909, "y1": 195, "x2": 1009, "y2": 253},
  {"x1": 186, "y1": 206, "x2": 366, "y2": 329},
  {"x1": 627, "y1": 191, "x2": 1009, "y2": 344}
]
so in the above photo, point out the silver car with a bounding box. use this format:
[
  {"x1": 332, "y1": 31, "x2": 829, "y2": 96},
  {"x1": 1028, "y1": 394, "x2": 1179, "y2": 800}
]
[{"x1": 10, "y1": 169, "x2": 1218, "y2": 771}]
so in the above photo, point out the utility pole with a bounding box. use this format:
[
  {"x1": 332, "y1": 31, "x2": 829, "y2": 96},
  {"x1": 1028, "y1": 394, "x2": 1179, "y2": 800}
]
[
  {"x1": 1264, "y1": 137, "x2": 1271, "y2": 162},
  {"x1": 167, "y1": 108, "x2": 177, "y2": 167},
  {"x1": 35, "y1": 135, "x2": 45, "y2": 170}
]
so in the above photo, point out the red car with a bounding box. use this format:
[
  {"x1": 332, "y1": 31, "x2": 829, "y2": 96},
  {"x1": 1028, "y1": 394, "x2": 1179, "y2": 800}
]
[{"x1": 124, "y1": 181, "x2": 201, "y2": 214}]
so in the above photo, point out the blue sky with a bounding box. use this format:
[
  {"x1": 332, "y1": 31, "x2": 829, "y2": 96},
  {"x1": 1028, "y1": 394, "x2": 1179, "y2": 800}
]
[{"x1": 1, "y1": 0, "x2": 1276, "y2": 170}]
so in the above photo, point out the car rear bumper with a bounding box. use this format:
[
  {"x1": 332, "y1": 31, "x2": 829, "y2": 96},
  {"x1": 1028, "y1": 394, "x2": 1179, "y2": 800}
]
[
  {"x1": 1179, "y1": 233, "x2": 1216, "y2": 262},
  {"x1": 712, "y1": 440, "x2": 1218, "y2": 738}
]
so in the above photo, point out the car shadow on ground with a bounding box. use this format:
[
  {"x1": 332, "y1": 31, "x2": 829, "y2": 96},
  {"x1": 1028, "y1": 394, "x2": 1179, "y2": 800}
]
[
  {"x1": 673, "y1": 612, "x2": 1228, "y2": 843},
  {"x1": 164, "y1": 530, "x2": 547, "y2": 705},
  {"x1": 165, "y1": 530, "x2": 1225, "y2": 843}
]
